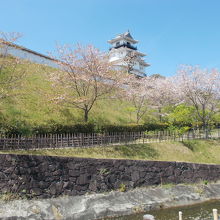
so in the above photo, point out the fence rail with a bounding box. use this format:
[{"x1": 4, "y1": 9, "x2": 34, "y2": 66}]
[{"x1": 0, "y1": 129, "x2": 219, "y2": 150}]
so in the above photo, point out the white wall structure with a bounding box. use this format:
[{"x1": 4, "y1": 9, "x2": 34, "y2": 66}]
[
  {"x1": 0, "y1": 41, "x2": 58, "y2": 68},
  {"x1": 108, "y1": 31, "x2": 150, "y2": 77}
]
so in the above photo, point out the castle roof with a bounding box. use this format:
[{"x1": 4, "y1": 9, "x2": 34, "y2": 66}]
[
  {"x1": 119, "y1": 31, "x2": 134, "y2": 39},
  {"x1": 108, "y1": 31, "x2": 138, "y2": 44}
]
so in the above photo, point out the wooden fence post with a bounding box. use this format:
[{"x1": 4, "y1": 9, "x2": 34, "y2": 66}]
[
  {"x1": 179, "y1": 211, "x2": 182, "y2": 220},
  {"x1": 213, "y1": 209, "x2": 218, "y2": 220}
]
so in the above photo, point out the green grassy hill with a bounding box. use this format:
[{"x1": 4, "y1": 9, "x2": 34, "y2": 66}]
[
  {"x1": 1, "y1": 139, "x2": 220, "y2": 164},
  {"x1": 0, "y1": 61, "x2": 154, "y2": 132}
]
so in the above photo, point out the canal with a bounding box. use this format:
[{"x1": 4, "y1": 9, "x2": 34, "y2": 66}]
[{"x1": 104, "y1": 200, "x2": 220, "y2": 220}]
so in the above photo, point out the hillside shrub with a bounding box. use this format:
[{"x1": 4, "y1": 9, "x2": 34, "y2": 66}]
[
  {"x1": 100, "y1": 124, "x2": 147, "y2": 133},
  {"x1": 33, "y1": 123, "x2": 96, "y2": 134},
  {"x1": 144, "y1": 122, "x2": 169, "y2": 131},
  {"x1": 0, "y1": 120, "x2": 32, "y2": 136},
  {"x1": 100, "y1": 123, "x2": 171, "y2": 133}
]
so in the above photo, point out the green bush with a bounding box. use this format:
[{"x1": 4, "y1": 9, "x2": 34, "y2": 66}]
[
  {"x1": 33, "y1": 122, "x2": 96, "y2": 134},
  {"x1": 144, "y1": 122, "x2": 169, "y2": 131},
  {"x1": 100, "y1": 124, "x2": 147, "y2": 133},
  {"x1": 0, "y1": 118, "x2": 206, "y2": 136},
  {"x1": 167, "y1": 125, "x2": 191, "y2": 134},
  {"x1": 100, "y1": 123, "x2": 171, "y2": 133},
  {"x1": 0, "y1": 120, "x2": 32, "y2": 136}
]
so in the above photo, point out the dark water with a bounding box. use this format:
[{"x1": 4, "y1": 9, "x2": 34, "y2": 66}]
[{"x1": 104, "y1": 200, "x2": 220, "y2": 220}]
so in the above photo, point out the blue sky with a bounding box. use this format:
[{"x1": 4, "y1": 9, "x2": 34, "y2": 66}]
[{"x1": 1, "y1": 0, "x2": 220, "y2": 76}]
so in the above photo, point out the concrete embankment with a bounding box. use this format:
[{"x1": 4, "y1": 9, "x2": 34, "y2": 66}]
[{"x1": 0, "y1": 183, "x2": 220, "y2": 220}]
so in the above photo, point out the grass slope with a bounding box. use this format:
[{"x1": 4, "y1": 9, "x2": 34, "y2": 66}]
[
  {"x1": 1, "y1": 139, "x2": 220, "y2": 164},
  {"x1": 0, "y1": 61, "x2": 152, "y2": 128}
]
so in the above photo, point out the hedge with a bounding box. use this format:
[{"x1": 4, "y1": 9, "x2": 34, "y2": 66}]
[
  {"x1": 0, "y1": 121, "x2": 182, "y2": 135},
  {"x1": 100, "y1": 123, "x2": 169, "y2": 133},
  {"x1": 33, "y1": 123, "x2": 96, "y2": 134}
]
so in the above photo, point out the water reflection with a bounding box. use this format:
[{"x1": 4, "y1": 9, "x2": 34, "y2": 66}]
[{"x1": 105, "y1": 200, "x2": 220, "y2": 220}]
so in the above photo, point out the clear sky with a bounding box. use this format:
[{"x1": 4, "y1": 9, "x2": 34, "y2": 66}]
[{"x1": 1, "y1": 0, "x2": 220, "y2": 76}]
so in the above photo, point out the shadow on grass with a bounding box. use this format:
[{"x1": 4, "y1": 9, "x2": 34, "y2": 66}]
[
  {"x1": 1, "y1": 144, "x2": 159, "y2": 160},
  {"x1": 114, "y1": 144, "x2": 159, "y2": 159},
  {"x1": 182, "y1": 140, "x2": 201, "y2": 152}
]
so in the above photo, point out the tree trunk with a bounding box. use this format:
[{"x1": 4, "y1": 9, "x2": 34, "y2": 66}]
[
  {"x1": 84, "y1": 109, "x2": 89, "y2": 122},
  {"x1": 136, "y1": 112, "x2": 140, "y2": 124},
  {"x1": 202, "y1": 119, "x2": 209, "y2": 139},
  {"x1": 158, "y1": 108, "x2": 162, "y2": 122}
]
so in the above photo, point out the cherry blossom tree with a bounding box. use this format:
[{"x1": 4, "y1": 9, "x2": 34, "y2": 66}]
[
  {"x1": 123, "y1": 51, "x2": 138, "y2": 73},
  {"x1": 176, "y1": 65, "x2": 220, "y2": 129},
  {"x1": 125, "y1": 74, "x2": 179, "y2": 124},
  {"x1": 148, "y1": 76, "x2": 180, "y2": 122},
  {"x1": 126, "y1": 75, "x2": 152, "y2": 124},
  {"x1": 49, "y1": 44, "x2": 127, "y2": 122}
]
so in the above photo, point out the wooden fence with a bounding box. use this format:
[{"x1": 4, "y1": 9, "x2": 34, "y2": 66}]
[
  {"x1": 143, "y1": 208, "x2": 219, "y2": 220},
  {"x1": 0, "y1": 128, "x2": 219, "y2": 150}
]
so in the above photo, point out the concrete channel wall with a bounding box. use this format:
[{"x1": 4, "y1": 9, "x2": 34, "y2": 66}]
[{"x1": 0, "y1": 154, "x2": 220, "y2": 198}]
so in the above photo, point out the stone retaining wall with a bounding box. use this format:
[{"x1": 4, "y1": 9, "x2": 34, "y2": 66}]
[{"x1": 0, "y1": 154, "x2": 220, "y2": 198}]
